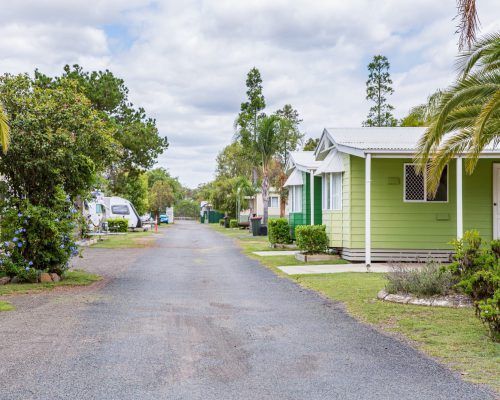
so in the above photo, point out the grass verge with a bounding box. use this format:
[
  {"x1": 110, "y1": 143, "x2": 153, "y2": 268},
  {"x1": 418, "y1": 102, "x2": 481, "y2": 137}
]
[
  {"x1": 0, "y1": 300, "x2": 14, "y2": 311},
  {"x1": 210, "y1": 224, "x2": 348, "y2": 272},
  {"x1": 210, "y1": 224, "x2": 500, "y2": 392},
  {"x1": 0, "y1": 270, "x2": 101, "y2": 296},
  {"x1": 91, "y1": 225, "x2": 170, "y2": 249}
]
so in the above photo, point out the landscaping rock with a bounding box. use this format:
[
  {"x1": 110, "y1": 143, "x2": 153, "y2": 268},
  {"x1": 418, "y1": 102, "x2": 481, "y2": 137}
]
[
  {"x1": 39, "y1": 273, "x2": 53, "y2": 283},
  {"x1": 407, "y1": 298, "x2": 433, "y2": 307},
  {"x1": 431, "y1": 298, "x2": 452, "y2": 308},
  {"x1": 50, "y1": 273, "x2": 60, "y2": 282},
  {"x1": 379, "y1": 291, "x2": 473, "y2": 308},
  {"x1": 384, "y1": 294, "x2": 411, "y2": 304},
  {"x1": 0, "y1": 276, "x2": 11, "y2": 285},
  {"x1": 10, "y1": 276, "x2": 19, "y2": 284}
]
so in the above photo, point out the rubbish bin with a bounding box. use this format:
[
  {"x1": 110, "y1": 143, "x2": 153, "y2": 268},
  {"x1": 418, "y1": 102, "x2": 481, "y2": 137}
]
[
  {"x1": 250, "y1": 216, "x2": 262, "y2": 236},
  {"x1": 223, "y1": 216, "x2": 230, "y2": 228}
]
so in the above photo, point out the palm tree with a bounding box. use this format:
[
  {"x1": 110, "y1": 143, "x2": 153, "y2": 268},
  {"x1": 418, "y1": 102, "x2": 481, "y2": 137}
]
[
  {"x1": 415, "y1": 32, "x2": 500, "y2": 194},
  {"x1": 0, "y1": 104, "x2": 9, "y2": 154},
  {"x1": 254, "y1": 115, "x2": 285, "y2": 225}
]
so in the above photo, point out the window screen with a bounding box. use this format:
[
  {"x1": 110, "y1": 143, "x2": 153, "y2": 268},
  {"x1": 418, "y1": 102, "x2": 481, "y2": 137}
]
[
  {"x1": 404, "y1": 165, "x2": 425, "y2": 201},
  {"x1": 404, "y1": 164, "x2": 448, "y2": 202},
  {"x1": 112, "y1": 205, "x2": 130, "y2": 215}
]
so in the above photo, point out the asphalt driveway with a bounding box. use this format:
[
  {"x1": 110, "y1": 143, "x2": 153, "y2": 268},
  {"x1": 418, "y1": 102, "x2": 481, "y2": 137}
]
[{"x1": 0, "y1": 221, "x2": 493, "y2": 399}]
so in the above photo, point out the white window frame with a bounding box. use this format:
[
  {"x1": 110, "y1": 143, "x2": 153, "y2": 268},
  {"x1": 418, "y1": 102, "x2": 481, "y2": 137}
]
[
  {"x1": 268, "y1": 196, "x2": 279, "y2": 208},
  {"x1": 331, "y1": 173, "x2": 342, "y2": 210},
  {"x1": 289, "y1": 185, "x2": 302, "y2": 212},
  {"x1": 403, "y1": 163, "x2": 449, "y2": 203},
  {"x1": 322, "y1": 173, "x2": 342, "y2": 211}
]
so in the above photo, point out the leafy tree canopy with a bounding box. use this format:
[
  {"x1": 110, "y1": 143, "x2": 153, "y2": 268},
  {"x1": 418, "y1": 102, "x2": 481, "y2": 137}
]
[
  {"x1": 0, "y1": 74, "x2": 116, "y2": 206},
  {"x1": 35, "y1": 64, "x2": 169, "y2": 173},
  {"x1": 273, "y1": 104, "x2": 304, "y2": 167},
  {"x1": 216, "y1": 142, "x2": 254, "y2": 180},
  {"x1": 303, "y1": 137, "x2": 319, "y2": 151}
]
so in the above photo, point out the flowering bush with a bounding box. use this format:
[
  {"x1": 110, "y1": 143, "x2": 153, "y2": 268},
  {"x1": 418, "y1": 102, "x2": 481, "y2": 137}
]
[{"x1": 0, "y1": 194, "x2": 79, "y2": 281}]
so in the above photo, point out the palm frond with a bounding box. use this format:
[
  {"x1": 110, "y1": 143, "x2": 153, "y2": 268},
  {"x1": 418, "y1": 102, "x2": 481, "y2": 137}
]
[
  {"x1": 0, "y1": 105, "x2": 10, "y2": 154},
  {"x1": 456, "y1": 0, "x2": 480, "y2": 50}
]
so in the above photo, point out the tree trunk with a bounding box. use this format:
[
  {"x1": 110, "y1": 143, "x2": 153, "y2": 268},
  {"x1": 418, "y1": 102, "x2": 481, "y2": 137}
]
[
  {"x1": 262, "y1": 172, "x2": 269, "y2": 225},
  {"x1": 279, "y1": 171, "x2": 286, "y2": 217}
]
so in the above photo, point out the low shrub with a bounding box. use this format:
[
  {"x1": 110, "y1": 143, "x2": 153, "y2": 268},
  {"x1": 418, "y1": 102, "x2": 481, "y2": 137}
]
[
  {"x1": 295, "y1": 225, "x2": 328, "y2": 254},
  {"x1": 219, "y1": 218, "x2": 225, "y2": 226},
  {"x1": 447, "y1": 230, "x2": 500, "y2": 341},
  {"x1": 477, "y1": 289, "x2": 499, "y2": 342},
  {"x1": 107, "y1": 218, "x2": 128, "y2": 233},
  {"x1": 268, "y1": 218, "x2": 291, "y2": 245},
  {"x1": 385, "y1": 263, "x2": 457, "y2": 297},
  {"x1": 229, "y1": 219, "x2": 238, "y2": 228}
]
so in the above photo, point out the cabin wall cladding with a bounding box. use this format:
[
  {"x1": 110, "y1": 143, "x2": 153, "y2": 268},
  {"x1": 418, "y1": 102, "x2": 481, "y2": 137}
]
[
  {"x1": 289, "y1": 172, "x2": 310, "y2": 239},
  {"x1": 323, "y1": 153, "x2": 351, "y2": 248}
]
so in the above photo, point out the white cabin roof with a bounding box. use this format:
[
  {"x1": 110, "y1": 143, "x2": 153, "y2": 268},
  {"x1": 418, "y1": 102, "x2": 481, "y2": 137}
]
[
  {"x1": 319, "y1": 127, "x2": 500, "y2": 157},
  {"x1": 286, "y1": 151, "x2": 321, "y2": 172}
]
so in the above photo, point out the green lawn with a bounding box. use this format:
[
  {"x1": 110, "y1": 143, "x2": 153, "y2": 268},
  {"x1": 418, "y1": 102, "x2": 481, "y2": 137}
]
[
  {"x1": 91, "y1": 225, "x2": 169, "y2": 249},
  {"x1": 210, "y1": 223, "x2": 500, "y2": 392},
  {"x1": 210, "y1": 224, "x2": 348, "y2": 271},
  {"x1": 0, "y1": 300, "x2": 14, "y2": 311},
  {"x1": 0, "y1": 270, "x2": 101, "y2": 296}
]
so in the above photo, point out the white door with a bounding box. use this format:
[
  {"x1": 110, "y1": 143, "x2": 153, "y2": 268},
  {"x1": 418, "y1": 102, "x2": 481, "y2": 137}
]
[{"x1": 494, "y1": 164, "x2": 500, "y2": 239}]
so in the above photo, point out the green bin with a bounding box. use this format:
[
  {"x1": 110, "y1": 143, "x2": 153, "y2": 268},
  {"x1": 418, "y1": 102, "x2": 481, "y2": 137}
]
[{"x1": 250, "y1": 216, "x2": 262, "y2": 236}]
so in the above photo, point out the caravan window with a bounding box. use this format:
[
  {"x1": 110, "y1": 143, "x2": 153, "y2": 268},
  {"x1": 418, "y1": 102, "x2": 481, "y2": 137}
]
[
  {"x1": 112, "y1": 205, "x2": 130, "y2": 215},
  {"x1": 95, "y1": 204, "x2": 104, "y2": 214}
]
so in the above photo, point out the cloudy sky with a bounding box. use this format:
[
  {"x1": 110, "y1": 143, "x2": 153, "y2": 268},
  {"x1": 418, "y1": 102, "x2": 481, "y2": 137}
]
[{"x1": 1, "y1": 1, "x2": 498, "y2": 187}]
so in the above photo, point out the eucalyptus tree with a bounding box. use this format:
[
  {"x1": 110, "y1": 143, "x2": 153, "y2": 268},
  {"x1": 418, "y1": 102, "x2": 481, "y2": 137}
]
[
  {"x1": 363, "y1": 55, "x2": 397, "y2": 127},
  {"x1": 235, "y1": 67, "x2": 266, "y2": 185},
  {"x1": 415, "y1": 33, "x2": 500, "y2": 194}
]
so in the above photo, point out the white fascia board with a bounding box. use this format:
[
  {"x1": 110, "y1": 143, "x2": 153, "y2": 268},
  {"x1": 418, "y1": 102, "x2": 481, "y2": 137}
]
[
  {"x1": 314, "y1": 129, "x2": 334, "y2": 157},
  {"x1": 334, "y1": 144, "x2": 366, "y2": 158}
]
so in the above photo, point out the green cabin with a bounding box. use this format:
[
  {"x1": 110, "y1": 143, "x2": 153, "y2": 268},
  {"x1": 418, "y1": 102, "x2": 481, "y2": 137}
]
[
  {"x1": 287, "y1": 128, "x2": 500, "y2": 265},
  {"x1": 284, "y1": 152, "x2": 322, "y2": 238}
]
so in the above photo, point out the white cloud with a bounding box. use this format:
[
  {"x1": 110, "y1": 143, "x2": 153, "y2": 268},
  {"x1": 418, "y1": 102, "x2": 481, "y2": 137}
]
[{"x1": 0, "y1": 0, "x2": 499, "y2": 187}]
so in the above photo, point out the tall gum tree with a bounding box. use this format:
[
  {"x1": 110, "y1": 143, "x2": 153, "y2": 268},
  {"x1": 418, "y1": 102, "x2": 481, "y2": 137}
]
[{"x1": 363, "y1": 55, "x2": 397, "y2": 127}]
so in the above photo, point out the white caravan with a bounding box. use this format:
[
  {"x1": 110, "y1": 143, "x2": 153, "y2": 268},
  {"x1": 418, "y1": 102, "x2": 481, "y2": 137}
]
[
  {"x1": 103, "y1": 196, "x2": 143, "y2": 229},
  {"x1": 83, "y1": 192, "x2": 143, "y2": 230}
]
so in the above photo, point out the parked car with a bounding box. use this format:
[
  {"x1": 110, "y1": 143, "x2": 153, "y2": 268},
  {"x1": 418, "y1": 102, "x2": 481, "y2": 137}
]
[{"x1": 159, "y1": 214, "x2": 169, "y2": 224}]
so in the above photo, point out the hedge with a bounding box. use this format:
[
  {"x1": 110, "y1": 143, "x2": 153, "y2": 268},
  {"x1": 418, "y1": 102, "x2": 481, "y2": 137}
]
[
  {"x1": 295, "y1": 225, "x2": 328, "y2": 254},
  {"x1": 230, "y1": 219, "x2": 238, "y2": 228},
  {"x1": 107, "y1": 218, "x2": 129, "y2": 232},
  {"x1": 268, "y1": 218, "x2": 291, "y2": 245}
]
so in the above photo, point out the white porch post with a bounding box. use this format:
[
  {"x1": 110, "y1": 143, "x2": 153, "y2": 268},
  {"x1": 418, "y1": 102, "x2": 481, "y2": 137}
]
[
  {"x1": 456, "y1": 156, "x2": 463, "y2": 239},
  {"x1": 365, "y1": 154, "x2": 371, "y2": 266},
  {"x1": 310, "y1": 170, "x2": 315, "y2": 225}
]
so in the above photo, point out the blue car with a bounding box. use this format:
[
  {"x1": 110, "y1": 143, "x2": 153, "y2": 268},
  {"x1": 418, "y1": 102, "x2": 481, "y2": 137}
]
[{"x1": 159, "y1": 214, "x2": 169, "y2": 224}]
